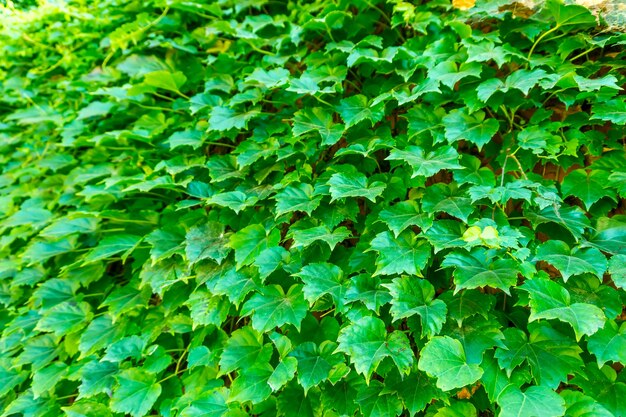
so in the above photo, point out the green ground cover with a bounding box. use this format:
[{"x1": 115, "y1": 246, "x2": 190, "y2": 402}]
[{"x1": 1, "y1": 0, "x2": 626, "y2": 416}]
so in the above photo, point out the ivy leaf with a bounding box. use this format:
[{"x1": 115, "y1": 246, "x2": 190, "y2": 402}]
[
  {"x1": 429, "y1": 61, "x2": 482, "y2": 89},
  {"x1": 185, "y1": 222, "x2": 231, "y2": 265},
  {"x1": 383, "y1": 276, "x2": 447, "y2": 338},
  {"x1": 443, "y1": 109, "x2": 499, "y2": 149},
  {"x1": 240, "y1": 284, "x2": 308, "y2": 332},
  {"x1": 385, "y1": 369, "x2": 445, "y2": 416},
  {"x1": 586, "y1": 321, "x2": 626, "y2": 366},
  {"x1": 369, "y1": 231, "x2": 431, "y2": 276},
  {"x1": 378, "y1": 201, "x2": 433, "y2": 237},
  {"x1": 336, "y1": 316, "x2": 413, "y2": 382},
  {"x1": 586, "y1": 216, "x2": 626, "y2": 255},
  {"x1": 422, "y1": 183, "x2": 474, "y2": 223},
  {"x1": 608, "y1": 254, "x2": 626, "y2": 289},
  {"x1": 387, "y1": 146, "x2": 463, "y2": 178},
  {"x1": 495, "y1": 324, "x2": 583, "y2": 388},
  {"x1": 418, "y1": 336, "x2": 483, "y2": 391},
  {"x1": 110, "y1": 369, "x2": 162, "y2": 417},
  {"x1": 219, "y1": 326, "x2": 273, "y2": 375},
  {"x1": 356, "y1": 381, "x2": 404, "y2": 417},
  {"x1": 344, "y1": 274, "x2": 392, "y2": 313},
  {"x1": 336, "y1": 95, "x2": 385, "y2": 128},
  {"x1": 533, "y1": 240, "x2": 607, "y2": 282},
  {"x1": 32, "y1": 362, "x2": 67, "y2": 398},
  {"x1": 229, "y1": 224, "x2": 281, "y2": 268},
  {"x1": 208, "y1": 106, "x2": 260, "y2": 131},
  {"x1": 498, "y1": 386, "x2": 565, "y2": 417},
  {"x1": 524, "y1": 205, "x2": 590, "y2": 240},
  {"x1": 289, "y1": 341, "x2": 342, "y2": 393},
  {"x1": 274, "y1": 183, "x2": 322, "y2": 217},
  {"x1": 36, "y1": 301, "x2": 93, "y2": 337},
  {"x1": 439, "y1": 290, "x2": 494, "y2": 326},
  {"x1": 505, "y1": 69, "x2": 555, "y2": 95},
  {"x1": 547, "y1": 0, "x2": 597, "y2": 27},
  {"x1": 228, "y1": 365, "x2": 273, "y2": 404},
  {"x1": 290, "y1": 225, "x2": 351, "y2": 251},
  {"x1": 592, "y1": 99, "x2": 626, "y2": 125},
  {"x1": 268, "y1": 357, "x2": 297, "y2": 391},
  {"x1": 83, "y1": 234, "x2": 143, "y2": 264},
  {"x1": 328, "y1": 172, "x2": 386, "y2": 202},
  {"x1": 442, "y1": 248, "x2": 519, "y2": 294},
  {"x1": 143, "y1": 70, "x2": 187, "y2": 93},
  {"x1": 295, "y1": 263, "x2": 346, "y2": 311},
  {"x1": 560, "y1": 169, "x2": 615, "y2": 210},
  {"x1": 520, "y1": 278, "x2": 605, "y2": 340},
  {"x1": 292, "y1": 108, "x2": 344, "y2": 146}
]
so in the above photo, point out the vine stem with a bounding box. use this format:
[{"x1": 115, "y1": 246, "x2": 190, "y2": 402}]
[{"x1": 527, "y1": 25, "x2": 560, "y2": 62}]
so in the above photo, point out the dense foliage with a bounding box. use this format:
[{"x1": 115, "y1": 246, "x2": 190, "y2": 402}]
[{"x1": 1, "y1": 0, "x2": 626, "y2": 416}]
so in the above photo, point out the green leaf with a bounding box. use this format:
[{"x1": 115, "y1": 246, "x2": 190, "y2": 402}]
[
  {"x1": 587, "y1": 216, "x2": 626, "y2": 255},
  {"x1": 292, "y1": 108, "x2": 344, "y2": 146},
  {"x1": 560, "y1": 169, "x2": 615, "y2": 210},
  {"x1": 101, "y1": 285, "x2": 151, "y2": 321},
  {"x1": 185, "y1": 222, "x2": 231, "y2": 265},
  {"x1": 289, "y1": 341, "x2": 342, "y2": 393},
  {"x1": 167, "y1": 129, "x2": 204, "y2": 150},
  {"x1": 228, "y1": 365, "x2": 273, "y2": 404},
  {"x1": 495, "y1": 324, "x2": 583, "y2": 388},
  {"x1": 560, "y1": 390, "x2": 614, "y2": 417},
  {"x1": 434, "y1": 402, "x2": 477, "y2": 417},
  {"x1": 78, "y1": 315, "x2": 122, "y2": 358},
  {"x1": 219, "y1": 326, "x2": 273, "y2": 375},
  {"x1": 608, "y1": 254, "x2": 626, "y2": 289},
  {"x1": 110, "y1": 369, "x2": 162, "y2": 417},
  {"x1": 439, "y1": 290, "x2": 494, "y2": 326},
  {"x1": 178, "y1": 388, "x2": 231, "y2": 417},
  {"x1": 387, "y1": 146, "x2": 463, "y2": 178},
  {"x1": 592, "y1": 99, "x2": 626, "y2": 125},
  {"x1": 378, "y1": 200, "x2": 433, "y2": 237},
  {"x1": 328, "y1": 172, "x2": 386, "y2": 202},
  {"x1": 336, "y1": 316, "x2": 413, "y2": 382},
  {"x1": 208, "y1": 107, "x2": 260, "y2": 131},
  {"x1": 383, "y1": 276, "x2": 447, "y2": 338},
  {"x1": 524, "y1": 205, "x2": 590, "y2": 240},
  {"x1": 336, "y1": 95, "x2": 385, "y2": 128},
  {"x1": 369, "y1": 231, "x2": 431, "y2": 276},
  {"x1": 586, "y1": 321, "x2": 626, "y2": 366},
  {"x1": 356, "y1": 381, "x2": 403, "y2": 417},
  {"x1": 505, "y1": 69, "x2": 555, "y2": 95},
  {"x1": 39, "y1": 216, "x2": 98, "y2": 239},
  {"x1": 275, "y1": 183, "x2": 322, "y2": 217},
  {"x1": 533, "y1": 240, "x2": 607, "y2": 282},
  {"x1": 442, "y1": 248, "x2": 519, "y2": 294},
  {"x1": 498, "y1": 386, "x2": 565, "y2": 417},
  {"x1": 36, "y1": 301, "x2": 93, "y2": 337},
  {"x1": 143, "y1": 70, "x2": 187, "y2": 93},
  {"x1": 344, "y1": 274, "x2": 392, "y2": 313},
  {"x1": 83, "y1": 234, "x2": 143, "y2": 264},
  {"x1": 443, "y1": 109, "x2": 499, "y2": 149},
  {"x1": 422, "y1": 183, "x2": 474, "y2": 223},
  {"x1": 268, "y1": 357, "x2": 297, "y2": 391},
  {"x1": 229, "y1": 224, "x2": 281, "y2": 268},
  {"x1": 418, "y1": 336, "x2": 483, "y2": 391},
  {"x1": 429, "y1": 61, "x2": 482, "y2": 89},
  {"x1": 547, "y1": 0, "x2": 597, "y2": 27},
  {"x1": 31, "y1": 362, "x2": 67, "y2": 399},
  {"x1": 241, "y1": 284, "x2": 308, "y2": 332},
  {"x1": 295, "y1": 263, "x2": 346, "y2": 311},
  {"x1": 208, "y1": 191, "x2": 258, "y2": 213},
  {"x1": 290, "y1": 225, "x2": 351, "y2": 251},
  {"x1": 520, "y1": 278, "x2": 605, "y2": 340}
]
